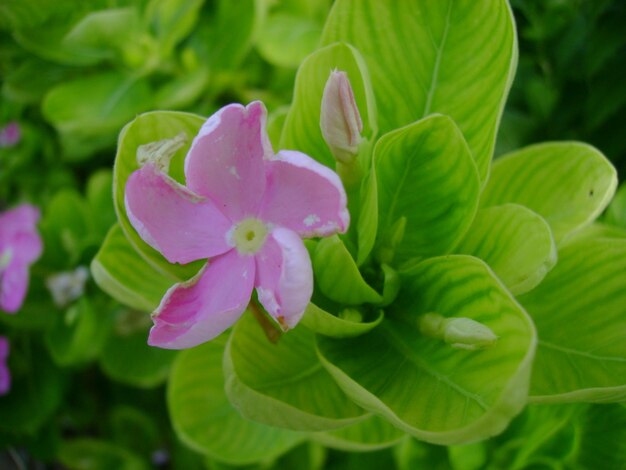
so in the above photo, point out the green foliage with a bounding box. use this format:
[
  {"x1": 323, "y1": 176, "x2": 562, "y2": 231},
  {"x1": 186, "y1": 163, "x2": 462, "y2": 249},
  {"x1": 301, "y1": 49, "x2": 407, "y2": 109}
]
[
  {"x1": 225, "y1": 311, "x2": 367, "y2": 431},
  {"x1": 2, "y1": 0, "x2": 626, "y2": 468},
  {"x1": 318, "y1": 255, "x2": 536, "y2": 445},
  {"x1": 281, "y1": 42, "x2": 376, "y2": 169},
  {"x1": 322, "y1": 0, "x2": 517, "y2": 183},
  {"x1": 481, "y1": 142, "x2": 617, "y2": 243},
  {"x1": 168, "y1": 336, "x2": 303, "y2": 465},
  {"x1": 92, "y1": 224, "x2": 173, "y2": 312},
  {"x1": 520, "y1": 238, "x2": 626, "y2": 403},
  {"x1": 455, "y1": 204, "x2": 556, "y2": 295},
  {"x1": 374, "y1": 114, "x2": 479, "y2": 265}
]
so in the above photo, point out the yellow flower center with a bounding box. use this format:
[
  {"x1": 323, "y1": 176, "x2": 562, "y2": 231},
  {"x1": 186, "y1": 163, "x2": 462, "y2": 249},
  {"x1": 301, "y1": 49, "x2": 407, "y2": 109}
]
[{"x1": 230, "y1": 218, "x2": 268, "y2": 255}]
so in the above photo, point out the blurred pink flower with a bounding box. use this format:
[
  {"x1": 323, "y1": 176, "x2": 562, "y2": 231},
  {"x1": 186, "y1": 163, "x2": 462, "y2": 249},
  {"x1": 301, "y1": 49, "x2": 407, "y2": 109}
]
[
  {"x1": 0, "y1": 122, "x2": 21, "y2": 148},
  {"x1": 125, "y1": 102, "x2": 349, "y2": 349},
  {"x1": 0, "y1": 336, "x2": 10, "y2": 395},
  {"x1": 0, "y1": 204, "x2": 42, "y2": 313}
]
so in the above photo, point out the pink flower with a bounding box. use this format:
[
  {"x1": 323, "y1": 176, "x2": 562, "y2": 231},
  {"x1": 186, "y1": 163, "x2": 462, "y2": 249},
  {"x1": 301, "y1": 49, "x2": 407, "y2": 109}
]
[
  {"x1": 0, "y1": 122, "x2": 21, "y2": 148},
  {"x1": 125, "y1": 102, "x2": 349, "y2": 349},
  {"x1": 0, "y1": 204, "x2": 42, "y2": 313},
  {"x1": 0, "y1": 336, "x2": 10, "y2": 395}
]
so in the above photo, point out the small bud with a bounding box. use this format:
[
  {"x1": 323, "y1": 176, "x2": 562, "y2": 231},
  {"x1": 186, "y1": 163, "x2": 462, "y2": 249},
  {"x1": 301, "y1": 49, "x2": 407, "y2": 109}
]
[
  {"x1": 137, "y1": 131, "x2": 187, "y2": 173},
  {"x1": 320, "y1": 70, "x2": 363, "y2": 164},
  {"x1": 339, "y1": 308, "x2": 363, "y2": 323},
  {"x1": 442, "y1": 317, "x2": 498, "y2": 350},
  {"x1": 46, "y1": 266, "x2": 90, "y2": 308},
  {"x1": 419, "y1": 313, "x2": 497, "y2": 351}
]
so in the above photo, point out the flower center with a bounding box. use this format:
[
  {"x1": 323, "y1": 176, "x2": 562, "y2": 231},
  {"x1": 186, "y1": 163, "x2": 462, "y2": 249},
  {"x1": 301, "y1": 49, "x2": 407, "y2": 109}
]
[{"x1": 230, "y1": 218, "x2": 268, "y2": 255}]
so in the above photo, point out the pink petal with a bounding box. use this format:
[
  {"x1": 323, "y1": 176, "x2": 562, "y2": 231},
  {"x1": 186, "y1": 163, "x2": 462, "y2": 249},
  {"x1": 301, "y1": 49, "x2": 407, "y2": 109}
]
[
  {"x1": 0, "y1": 261, "x2": 28, "y2": 313},
  {"x1": 184, "y1": 102, "x2": 271, "y2": 221},
  {"x1": 148, "y1": 249, "x2": 255, "y2": 349},
  {"x1": 0, "y1": 204, "x2": 40, "y2": 243},
  {"x1": 255, "y1": 227, "x2": 313, "y2": 329},
  {"x1": 125, "y1": 164, "x2": 232, "y2": 264},
  {"x1": 259, "y1": 150, "x2": 350, "y2": 237},
  {"x1": 12, "y1": 232, "x2": 43, "y2": 265}
]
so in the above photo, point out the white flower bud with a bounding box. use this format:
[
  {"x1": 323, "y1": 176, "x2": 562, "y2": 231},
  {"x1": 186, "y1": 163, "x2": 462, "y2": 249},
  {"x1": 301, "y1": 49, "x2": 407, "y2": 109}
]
[
  {"x1": 46, "y1": 266, "x2": 89, "y2": 308},
  {"x1": 320, "y1": 70, "x2": 363, "y2": 164},
  {"x1": 419, "y1": 313, "x2": 497, "y2": 351}
]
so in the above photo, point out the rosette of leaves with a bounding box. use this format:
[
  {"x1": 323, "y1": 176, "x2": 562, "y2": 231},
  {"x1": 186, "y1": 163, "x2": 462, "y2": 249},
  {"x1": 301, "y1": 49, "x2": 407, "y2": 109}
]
[{"x1": 94, "y1": 0, "x2": 626, "y2": 466}]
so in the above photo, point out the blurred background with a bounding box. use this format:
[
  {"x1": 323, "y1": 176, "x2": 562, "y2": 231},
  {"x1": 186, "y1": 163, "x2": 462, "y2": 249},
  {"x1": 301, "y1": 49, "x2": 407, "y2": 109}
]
[{"x1": 0, "y1": 0, "x2": 624, "y2": 468}]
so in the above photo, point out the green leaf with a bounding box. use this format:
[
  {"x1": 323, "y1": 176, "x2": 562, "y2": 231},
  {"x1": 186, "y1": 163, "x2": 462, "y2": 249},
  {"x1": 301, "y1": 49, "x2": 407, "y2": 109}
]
[
  {"x1": 0, "y1": 0, "x2": 58, "y2": 30},
  {"x1": 168, "y1": 336, "x2": 303, "y2": 465},
  {"x1": 310, "y1": 414, "x2": 404, "y2": 452},
  {"x1": 114, "y1": 110, "x2": 206, "y2": 281},
  {"x1": 481, "y1": 142, "x2": 618, "y2": 243},
  {"x1": 191, "y1": 0, "x2": 259, "y2": 71},
  {"x1": 86, "y1": 170, "x2": 116, "y2": 241},
  {"x1": 374, "y1": 114, "x2": 479, "y2": 265},
  {"x1": 99, "y1": 313, "x2": 176, "y2": 389},
  {"x1": 58, "y1": 439, "x2": 148, "y2": 470},
  {"x1": 519, "y1": 238, "x2": 626, "y2": 403},
  {"x1": 321, "y1": 0, "x2": 518, "y2": 182},
  {"x1": 489, "y1": 404, "x2": 581, "y2": 469},
  {"x1": 146, "y1": 0, "x2": 204, "y2": 55},
  {"x1": 257, "y1": 13, "x2": 322, "y2": 68},
  {"x1": 455, "y1": 204, "x2": 556, "y2": 295},
  {"x1": 448, "y1": 442, "x2": 487, "y2": 470},
  {"x1": 2, "y1": 58, "x2": 74, "y2": 104},
  {"x1": 63, "y1": 7, "x2": 140, "y2": 61},
  {"x1": 280, "y1": 42, "x2": 377, "y2": 169},
  {"x1": 42, "y1": 72, "x2": 153, "y2": 160},
  {"x1": 313, "y1": 235, "x2": 381, "y2": 305},
  {"x1": 605, "y1": 184, "x2": 626, "y2": 229},
  {"x1": 154, "y1": 67, "x2": 210, "y2": 110},
  {"x1": 318, "y1": 255, "x2": 536, "y2": 445},
  {"x1": 224, "y1": 311, "x2": 366, "y2": 431},
  {"x1": 12, "y1": 6, "x2": 113, "y2": 66},
  {"x1": 45, "y1": 297, "x2": 112, "y2": 366},
  {"x1": 561, "y1": 222, "x2": 626, "y2": 245},
  {"x1": 300, "y1": 303, "x2": 382, "y2": 338},
  {"x1": 356, "y1": 170, "x2": 378, "y2": 265},
  {"x1": 91, "y1": 224, "x2": 174, "y2": 312},
  {"x1": 40, "y1": 189, "x2": 90, "y2": 268},
  {"x1": 267, "y1": 106, "x2": 290, "y2": 151}
]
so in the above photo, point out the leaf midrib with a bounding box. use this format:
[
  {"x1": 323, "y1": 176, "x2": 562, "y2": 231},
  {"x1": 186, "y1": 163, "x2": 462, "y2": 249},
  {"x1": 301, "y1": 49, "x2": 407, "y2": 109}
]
[
  {"x1": 422, "y1": 0, "x2": 453, "y2": 116},
  {"x1": 382, "y1": 323, "x2": 489, "y2": 410},
  {"x1": 538, "y1": 340, "x2": 626, "y2": 363}
]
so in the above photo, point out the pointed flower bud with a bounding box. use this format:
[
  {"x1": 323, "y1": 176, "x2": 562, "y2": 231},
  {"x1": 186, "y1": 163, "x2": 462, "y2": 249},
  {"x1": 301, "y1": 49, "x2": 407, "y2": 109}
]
[
  {"x1": 320, "y1": 70, "x2": 363, "y2": 164},
  {"x1": 419, "y1": 313, "x2": 498, "y2": 351}
]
